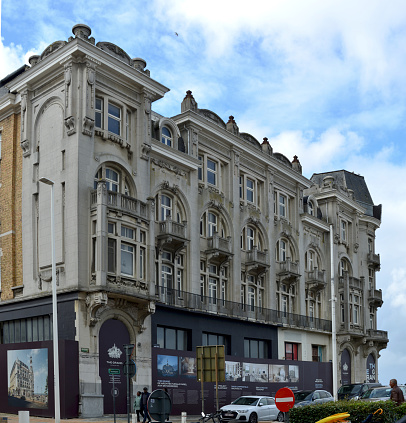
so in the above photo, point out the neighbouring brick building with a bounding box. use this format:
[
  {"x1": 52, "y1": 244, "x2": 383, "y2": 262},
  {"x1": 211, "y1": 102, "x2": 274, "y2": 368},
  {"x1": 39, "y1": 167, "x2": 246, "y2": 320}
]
[{"x1": 0, "y1": 24, "x2": 388, "y2": 419}]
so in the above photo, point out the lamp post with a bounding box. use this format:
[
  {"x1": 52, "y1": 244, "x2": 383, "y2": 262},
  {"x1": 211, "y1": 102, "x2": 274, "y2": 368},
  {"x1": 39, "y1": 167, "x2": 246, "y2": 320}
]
[{"x1": 39, "y1": 177, "x2": 60, "y2": 423}]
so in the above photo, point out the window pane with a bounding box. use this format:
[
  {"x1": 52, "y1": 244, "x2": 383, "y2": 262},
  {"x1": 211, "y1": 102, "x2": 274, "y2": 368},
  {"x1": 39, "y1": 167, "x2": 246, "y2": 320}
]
[
  {"x1": 108, "y1": 103, "x2": 121, "y2": 118},
  {"x1": 244, "y1": 339, "x2": 249, "y2": 357},
  {"x1": 121, "y1": 244, "x2": 134, "y2": 276},
  {"x1": 32, "y1": 318, "x2": 38, "y2": 342},
  {"x1": 15, "y1": 320, "x2": 21, "y2": 343},
  {"x1": 27, "y1": 319, "x2": 32, "y2": 342},
  {"x1": 177, "y1": 330, "x2": 186, "y2": 350},
  {"x1": 165, "y1": 328, "x2": 176, "y2": 349},
  {"x1": 108, "y1": 239, "x2": 116, "y2": 273},
  {"x1": 108, "y1": 116, "x2": 120, "y2": 135},
  {"x1": 21, "y1": 320, "x2": 26, "y2": 342},
  {"x1": 251, "y1": 340, "x2": 258, "y2": 358},
  {"x1": 44, "y1": 316, "x2": 50, "y2": 341}
]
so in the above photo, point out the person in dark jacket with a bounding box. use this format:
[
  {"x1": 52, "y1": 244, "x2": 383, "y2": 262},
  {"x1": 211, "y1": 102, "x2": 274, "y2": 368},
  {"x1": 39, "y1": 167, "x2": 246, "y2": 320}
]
[
  {"x1": 141, "y1": 387, "x2": 151, "y2": 423},
  {"x1": 390, "y1": 379, "x2": 405, "y2": 405}
]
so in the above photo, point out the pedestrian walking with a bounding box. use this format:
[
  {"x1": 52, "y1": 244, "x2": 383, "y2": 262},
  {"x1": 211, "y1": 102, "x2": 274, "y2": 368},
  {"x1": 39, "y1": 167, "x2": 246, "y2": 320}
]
[
  {"x1": 390, "y1": 379, "x2": 405, "y2": 405},
  {"x1": 134, "y1": 391, "x2": 143, "y2": 422},
  {"x1": 141, "y1": 386, "x2": 151, "y2": 423}
]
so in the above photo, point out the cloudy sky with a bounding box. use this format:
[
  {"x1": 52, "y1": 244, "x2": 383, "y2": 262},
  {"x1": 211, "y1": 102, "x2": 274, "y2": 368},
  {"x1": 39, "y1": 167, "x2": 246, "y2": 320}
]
[{"x1": 2, "y1": 0, "x2": 406, "y2": 386}]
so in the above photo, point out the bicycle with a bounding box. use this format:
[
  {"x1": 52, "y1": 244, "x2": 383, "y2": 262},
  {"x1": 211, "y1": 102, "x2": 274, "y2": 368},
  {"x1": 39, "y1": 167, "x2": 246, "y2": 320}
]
[{"x1": 196, "y1": 411, "x2": 222, "y2": 423}]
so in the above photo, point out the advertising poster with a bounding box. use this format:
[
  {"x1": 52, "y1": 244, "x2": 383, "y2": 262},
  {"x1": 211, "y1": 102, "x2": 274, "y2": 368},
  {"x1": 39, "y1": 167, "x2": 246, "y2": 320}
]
[
  {"x1": 7, "y1": 348, "x2": 48, "y2": 409},
  {"x1": 152, "y1": 349, "x2": 332, "y2": 415}
]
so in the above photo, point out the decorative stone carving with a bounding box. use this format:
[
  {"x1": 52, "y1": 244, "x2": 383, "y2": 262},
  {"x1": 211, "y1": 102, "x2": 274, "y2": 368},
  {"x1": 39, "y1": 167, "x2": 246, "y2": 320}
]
[
  {"x1": 64, "y1": 116, "x2": 76, "y2": 135},
  {"x1": 40, "y1": 41, "x2": 67, "y2": 61},
  {"x1": 141, "y1": 143, "x2": 151, "y2": 160},
  {"x1": 20, "y1": 139, "x2": 30, "y2": 157},
  {"x1": 82, "y1": 116, "x2": 94, "y2": 136},
  {"x1": 151, "y1": 158, "x2": 186, "y2": 176}
]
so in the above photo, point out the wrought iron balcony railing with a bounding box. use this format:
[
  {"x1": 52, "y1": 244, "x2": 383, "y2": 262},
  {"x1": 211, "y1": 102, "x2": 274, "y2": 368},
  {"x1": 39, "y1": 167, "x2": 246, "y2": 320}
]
[{"x1": 154, "y1": 285, "x2": 332, "y2": 332}]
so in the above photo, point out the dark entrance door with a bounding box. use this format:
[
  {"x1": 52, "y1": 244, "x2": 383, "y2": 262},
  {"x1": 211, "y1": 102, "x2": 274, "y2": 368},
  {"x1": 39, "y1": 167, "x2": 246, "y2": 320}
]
[
  {"x1": 340, "y1": 348, "x2": 351, "y2": 385},
  {"x1": 99, "y1": 319, "x2": 130, "y2": 414}
]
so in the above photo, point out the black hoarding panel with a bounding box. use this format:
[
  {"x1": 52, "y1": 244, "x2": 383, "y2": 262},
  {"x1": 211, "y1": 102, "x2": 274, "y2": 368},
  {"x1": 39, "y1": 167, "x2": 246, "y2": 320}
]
[
  {"x1": 152, "y1": 348, "x2": 332, "y2": 415},
  {"x1": 0, "y1": 340, "x2": 79, "y2": 418}
]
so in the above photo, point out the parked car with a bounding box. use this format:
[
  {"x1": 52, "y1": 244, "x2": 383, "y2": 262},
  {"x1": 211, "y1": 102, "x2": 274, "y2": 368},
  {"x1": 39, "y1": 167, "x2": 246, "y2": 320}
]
[
  {"x1": 337, "y1": 383, "x2": 382, "y2": 400},
  {"x1": 220, "y1": 395, "x2": 285, "y2": 423},
  {"x1": 293, "y1": 390, "x2": 334, "y2": 407},
  {"x1": 360, "y1": 385, "x2": 406, "y2": 402}
]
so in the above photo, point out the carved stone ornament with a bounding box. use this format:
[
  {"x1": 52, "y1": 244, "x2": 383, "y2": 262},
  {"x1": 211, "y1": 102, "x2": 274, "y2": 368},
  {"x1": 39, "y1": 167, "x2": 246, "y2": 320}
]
[
  {"x1": 334, "y1": 233, "x2": 340, "y2": 244},
  {"x1": 20, "y1": 139, "x2": 30, "y2": 157},
  {"x1": 208, "y1": 200, "x2": 223, "y2": 211},
  {"x1": 141, "y1": 143, "x2": 151, "y2": 160},
  {"x1": 82, "y1": 116, "x2": 94, "y2": 136},
  {"x1": 354, "y1": 242, "x2": 359, "y2": 253},
  {"x1": 151, "y1": 158, "x2": 186, "y2": 176},
  {"x1": 65, "y1": 116, "x2": 76, "y2": 136}
]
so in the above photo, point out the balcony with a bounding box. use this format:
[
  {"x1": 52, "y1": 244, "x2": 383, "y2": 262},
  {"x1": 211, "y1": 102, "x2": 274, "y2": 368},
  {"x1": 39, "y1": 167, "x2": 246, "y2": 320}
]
[
  {"x1": 154, "y1": 285, "x2": 332, "y2": 332},
  {"x1": 90, "y1": 189, "x2": 148, "y2": 220},
  {"x1": 156, "y1": 219, "x2": 188, "y2": 253},
  {"x1": 339, "y1": 273, "x2": 362, "y2": 289},
  {"x1": 277, "y1": 257, "x2": 300, "y2": 283},
  {"x1": 205, "y1": 233, "x2": 233, "y2": 265},
  {"x1": 306, "y1": 269, "x2": 327, "y2": 292},
  {"x1": 368, "y1": 288, "x2": 383, "y2": 308},
  {"x1": 367, "y1": 252, "x2": 381, "y2": 270},
  {"x1": 245, "y1": 247, "x2": 269, "y2": 276},
  {"x1": 366, "y1": 329, "x2": 389, "y2": 342}
]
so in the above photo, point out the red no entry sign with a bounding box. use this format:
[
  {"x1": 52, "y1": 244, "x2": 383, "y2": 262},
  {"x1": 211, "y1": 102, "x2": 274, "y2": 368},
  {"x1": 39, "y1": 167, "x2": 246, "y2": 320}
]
[{"x1": 275, "y1": 387, "x2": 295, "y2": 412}]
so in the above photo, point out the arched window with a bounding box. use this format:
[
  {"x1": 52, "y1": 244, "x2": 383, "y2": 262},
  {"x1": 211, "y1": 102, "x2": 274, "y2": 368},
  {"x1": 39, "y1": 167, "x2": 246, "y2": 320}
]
[
  {"x1": 305, "y1": 249, "x2": 321, "y2": 271},
  {"x1": 275, "y1": 238, "x2": 294, "y2": 262},
  {"x1": 339, "y1": 258, "x2": 350, "y2": 276},
  {"x1": 200, "y1": 210, "x2": 227, "y2": 238},
  {"x1": 241, "y1": 226, "x2": 263, "y2": 251},
  {"x1": 94, "y1": 164, "x2": 133, "y2": 196},
  {"x1": 156, "y1": 193, "x2": 185, "y2": 223},
  {"x1": 161, "y1": 127, "x2": 172, "y2": 146}
]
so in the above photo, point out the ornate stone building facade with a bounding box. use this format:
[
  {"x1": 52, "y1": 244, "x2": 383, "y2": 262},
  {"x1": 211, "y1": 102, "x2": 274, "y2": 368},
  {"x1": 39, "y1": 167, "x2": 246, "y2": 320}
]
[{"x1": 0, "y1": 24, "x2": 387, "y2": 417}]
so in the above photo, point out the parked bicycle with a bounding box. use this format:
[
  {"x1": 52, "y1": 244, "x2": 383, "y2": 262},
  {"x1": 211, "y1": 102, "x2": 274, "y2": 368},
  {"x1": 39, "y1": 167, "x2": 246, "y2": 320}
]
[{"x1": 196, "y1": 411, "x2": 222, "y2": 423}]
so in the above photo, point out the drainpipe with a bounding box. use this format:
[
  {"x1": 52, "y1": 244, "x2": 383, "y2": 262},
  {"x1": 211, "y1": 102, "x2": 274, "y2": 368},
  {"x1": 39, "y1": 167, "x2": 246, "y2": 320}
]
[{"x1": 330, "y1": 223, "x2": 338, "y2": 401}]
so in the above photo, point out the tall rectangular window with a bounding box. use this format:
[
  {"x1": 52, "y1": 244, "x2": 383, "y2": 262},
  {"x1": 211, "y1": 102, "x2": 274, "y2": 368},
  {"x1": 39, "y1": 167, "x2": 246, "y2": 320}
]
[
  {"x1": 198, "y1": 156, "x2": 203, "y2": 181},
  {"x1": 246, "y1": 178, "x2": 254, "y2": 203},
  {"x1": 95, "y1": 98, "x2": 103, "y2": 129},
  {"x1": 139, "y1": 248, "x2": 145, "y2": 279},
  {"x1": 121, "y1": 244, "x2": 134, "y2": 276},
  {"x1": 161, "y1": 195, "x2": 172, "y2": 221},
  {"x1": 208, "y1": 212, "x2": 217, "y2": 237},
  {"x1": 108, "y1": 239, "x2": 116, "y2": 273},
  {"x1": 341, "y1": 220, "x2": 347, "y2": 241},
  {"x1": 207, "y1": 159, "x2": 217, "y2": 185},
  {"x1": 279, "y1": 194, "x2": 286, "y2": 217},
  {"x1": 285, "y1": 342, "x2": 299, "y2": 360},
  {"x1": 108, "y1": 103, "x2": 121, "y2": 135}
]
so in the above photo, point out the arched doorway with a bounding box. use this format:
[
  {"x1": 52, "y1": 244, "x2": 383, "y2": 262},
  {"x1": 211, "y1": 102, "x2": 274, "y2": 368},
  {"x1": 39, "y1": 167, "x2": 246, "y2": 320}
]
[
  {"x1": 99, "y1": 319, "x2": 130, "y2": 414},
  {"x1": 340, "y1": 348, "x2": 351, "y2": 385}
]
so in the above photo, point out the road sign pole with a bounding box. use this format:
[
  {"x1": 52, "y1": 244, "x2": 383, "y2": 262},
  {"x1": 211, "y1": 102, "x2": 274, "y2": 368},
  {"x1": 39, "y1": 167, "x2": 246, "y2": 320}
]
[{"x1": 113, "y1": 376, "x2": 116, "y2": 423}]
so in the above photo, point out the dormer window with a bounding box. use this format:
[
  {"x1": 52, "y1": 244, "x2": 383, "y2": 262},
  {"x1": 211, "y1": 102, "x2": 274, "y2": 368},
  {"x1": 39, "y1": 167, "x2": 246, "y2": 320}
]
[{"x1": 161, "y1": 127, "x2": 172, "y2": 146}]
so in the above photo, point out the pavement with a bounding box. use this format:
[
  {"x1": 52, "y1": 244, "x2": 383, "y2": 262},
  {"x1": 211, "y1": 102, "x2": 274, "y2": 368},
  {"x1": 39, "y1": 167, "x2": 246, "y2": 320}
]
[
  {"x1": 0, "y1": 414, "x2": 202, "y2": 423},
  {"x1": 0, "y1": 415, "x2": 282, "y2": 423}
]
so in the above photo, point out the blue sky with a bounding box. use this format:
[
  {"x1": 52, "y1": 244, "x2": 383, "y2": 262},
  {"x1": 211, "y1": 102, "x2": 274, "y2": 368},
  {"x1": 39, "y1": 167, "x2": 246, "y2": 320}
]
[{"x1": 2, "y1": 0, "x2": 406, "y2": 386}]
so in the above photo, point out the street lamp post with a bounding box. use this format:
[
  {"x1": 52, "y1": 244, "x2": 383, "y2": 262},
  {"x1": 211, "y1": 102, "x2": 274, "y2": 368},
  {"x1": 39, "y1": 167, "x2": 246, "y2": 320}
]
[{"x1": 39, "y1": 177, "x2": 60, "y2": 423}]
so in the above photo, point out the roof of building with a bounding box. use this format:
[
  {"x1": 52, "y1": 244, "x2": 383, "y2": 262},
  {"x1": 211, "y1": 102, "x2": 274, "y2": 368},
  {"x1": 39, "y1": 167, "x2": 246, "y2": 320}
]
[{"x1": 0, "y1": 65, "x2": 29, "y2": 98}]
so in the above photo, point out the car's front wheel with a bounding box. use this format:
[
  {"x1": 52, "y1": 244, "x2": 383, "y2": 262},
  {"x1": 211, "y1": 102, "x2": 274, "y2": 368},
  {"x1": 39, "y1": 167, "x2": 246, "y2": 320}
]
[
  {"x1": 248, "y1": 413, "x2": 258, "y2": 423},
  {"x1": 276, "y1": 412, "x2": 285, "y2": 422}
]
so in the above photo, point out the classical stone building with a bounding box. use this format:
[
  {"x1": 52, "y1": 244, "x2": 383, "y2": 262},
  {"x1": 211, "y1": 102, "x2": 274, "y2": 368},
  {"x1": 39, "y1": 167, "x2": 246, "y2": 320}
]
[
  {"x1": 9, "y1": 357, "x2": 34, "y2": 399},
  {"x1": 0, "y1": 24, "x2": 387, "y2": 417}
]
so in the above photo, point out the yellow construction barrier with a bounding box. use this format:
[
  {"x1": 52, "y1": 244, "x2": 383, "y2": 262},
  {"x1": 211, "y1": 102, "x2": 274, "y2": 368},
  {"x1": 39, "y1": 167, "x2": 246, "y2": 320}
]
[{"x1": 315, "y1": 413, "x2": 350, "y2": 423}]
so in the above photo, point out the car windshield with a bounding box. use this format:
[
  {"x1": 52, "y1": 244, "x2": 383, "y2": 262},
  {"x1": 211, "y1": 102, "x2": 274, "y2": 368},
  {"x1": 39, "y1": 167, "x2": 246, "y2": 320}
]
[
  {"x1": 368, "y1": 388, "x2": 391, "y2": 398},
  {"x1": 294, "y1": 391, "x2": 313, "y2": 402},
  {"x1": 338, "y1": 385, "x2": 362, "y2": 394},
  {"x1": 232, "y1": 397, "x2": 259, "y2": 406}
]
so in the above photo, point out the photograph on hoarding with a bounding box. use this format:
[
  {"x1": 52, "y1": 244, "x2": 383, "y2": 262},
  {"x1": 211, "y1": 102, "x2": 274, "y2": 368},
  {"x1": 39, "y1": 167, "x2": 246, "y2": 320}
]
[
  {"x1": 269, "y1": 364, "x2": 288, "y2": 382},
  {"x1": 288, "y1": 365, "x2": 299, "y2": 382},
  {"x1": 7, "y1": 348, "x2": 49, "y2": 409},
  {"x1": 242, "y1": 362, "x2": 269, "y2": 382},
  {"x1": 180, "y1": 356, "x2": 197, "y2": 378},
  {"x1": 157, "y1": 355, "x2": 179, "y2": 377},
  {"x1": 225, "y1": 361, "x2": 242, "y2": 381}
]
